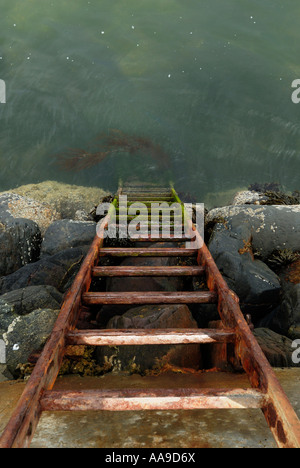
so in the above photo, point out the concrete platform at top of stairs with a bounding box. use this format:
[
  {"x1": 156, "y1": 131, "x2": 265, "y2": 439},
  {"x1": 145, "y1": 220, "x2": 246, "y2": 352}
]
[{"x1": 0, "y1": 368, "x2": 299, "y2": 448}]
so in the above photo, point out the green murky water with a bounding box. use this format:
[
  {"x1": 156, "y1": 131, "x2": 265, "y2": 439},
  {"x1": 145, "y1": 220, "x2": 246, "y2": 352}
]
[{"x1": 0, "y1": 0, "x2": 299, "y2": 204}]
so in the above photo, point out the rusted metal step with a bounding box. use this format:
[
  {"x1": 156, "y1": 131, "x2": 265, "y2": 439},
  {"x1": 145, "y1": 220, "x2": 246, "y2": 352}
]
[
  {"x1": 40, "y1": 388, "x2": 266, "y2": 412},
  {"x1": 102, "y1": 230, "x2": 193, "y2": 242},
  {"x1": 116, "y1": 206, "x2": 181, "y2": 211},
  {"x1": 66, "y1": 328, "x2": 235, "y2": 346},
  {"x1": 125, "y1": 202, "x2": 177, "y2": 208},
  {"x1": 99, "y1": 247, "x2": 198, "y2": 257},
  {"x1": 103, "y1": 228, "x2": 192, "y2": 239},
  {"x1": 92, "y1": 265, "x2": 204, "y2": 277},
  {"x1": 82, "y1": 290, "x2": 217, "y2": 305},
  {"x1": 124, "y1": 192, "x2": 172, "y2": 197},
  {"x1": 122, "y1": 224, "x2": 188, "y2": 230},
  {"x1": 116, "y1": 212, "x2": 184, "y2": 217},
  {"x1": 129, "y1": 235, "x2": 195, "y2": 242},
  {"x1": 122, "y1": 186, "x2": 171, "y2": 193},
  {"x1": 116, "y1": 217, "x2": 184, "y2": 222},
  {"x1": 124, "y1": 195, "x2": 173, "y2": 200},
  {"x1": 126, "y1": 197, "x2": 174, "y2": 202}
]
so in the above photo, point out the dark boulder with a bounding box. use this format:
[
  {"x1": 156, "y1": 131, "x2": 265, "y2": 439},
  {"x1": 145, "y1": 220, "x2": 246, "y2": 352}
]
[
  {"x1": 41, "y1": 219, "x2": 96, "y2": 257},
  {"x1": 190, "y1": 276, "x2": 220, "y2": 328},
  {"x1": 206, "y1": 205, "x2": 300, "y2": 261},
  {"x1": 0, "y1": 218, "x2": 41, "y2": 277},
  {"x1": 0, "y1": 247, "x2": 89, "y2": 295},
  {"x1": 253, "y1": 328, "x2": 300, "y2": 367},
  {"x1": 0, "y1": 192, "x2": 67, "y2": 276},
  {"x1": 96, "y1": 304, "x2": 202, "y2": 373},
  {"x1": 96, "y1": 242, "x2": 186, "y2": 326},
  {"x1": 208, "y1": 223, "x2": 281, "y2": 322},
  {"x1": 0, "y1": 285, "x2": 62, "y2": 330},
  {"x1": 259, "y1": 264, "x2": 300, "y2": 339},
  {"x1": 0, "y1": 364, "x2": 13, "y2": 382},
  {"x1": 1, "y1": 308, "x2": 60, "y2": 376}
]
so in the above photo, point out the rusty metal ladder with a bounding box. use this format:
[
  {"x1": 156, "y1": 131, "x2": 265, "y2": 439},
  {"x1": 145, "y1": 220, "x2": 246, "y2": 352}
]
[{"x1": 1, "y1": 182, "x2": 300, "y2": 448}]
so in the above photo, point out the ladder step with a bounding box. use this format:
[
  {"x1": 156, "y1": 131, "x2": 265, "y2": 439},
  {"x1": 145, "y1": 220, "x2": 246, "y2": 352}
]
[
  {"x1": 102, "y1": 229, "x2": 193, "y2": 242},
  {"x1": 116, "y1": 207, "x2": 181, "y2": 212},
  {"x1": 66, "y1": 328, "x2": 236, "y2": 346},
  {"x1": 124, "y1": 192, "x2": 172, "y2": 197},
  {"x1": 116, "y1": 215, "x2": 183, "y2": 219},
  {"x1": 126, "y1": 195, "x2": 173, "y2": 198},
  {"x1": 41, "y1": 388, "x2": 266, "y2": 412},
  {"x1": 82, "y1": 291, "x2": 218, "y2": 305},
  {"x1": 124, "y1": 196, "x2": 172, "y2": 198},
  {"x1": 125, "y1": 195, "x2": 172, "y2": 199},
  {"x1": 125, "y1": 202, "x2": 176, "y2": 208},
  {"x1": 129, "y1": 236, "x2": 194, "y2": 242},
  {"x1": 99, "y1": 248, "x2": 198, "y2": 257},
  {"x1": 114, "y1": 225, "x2": 187, "y2": 229},
  {"x1": 106, "y1": 223, "x2": 188, "y2": 229},
  {"x1": 92, "y1": 265, "x2": 204, "y2": 277},
  {"x1": 126, "y1": 198, "x2": 174, "y2": 202}
]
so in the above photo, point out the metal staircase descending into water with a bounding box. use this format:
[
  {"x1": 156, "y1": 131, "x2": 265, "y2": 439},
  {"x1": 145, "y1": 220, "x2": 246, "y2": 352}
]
[{"x1": 0, "y1": 182, "x2": 300, "y2": 448}]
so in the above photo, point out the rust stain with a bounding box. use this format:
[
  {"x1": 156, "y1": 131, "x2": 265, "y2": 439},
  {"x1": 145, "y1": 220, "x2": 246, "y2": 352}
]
[
  {"x1": 265, "y1": 403, "x2": 278, "y2": 429},
  {"x1": 238, "y1": 237, "x2": 254, "y2": 259},
  {"x1": 276, "y1": 420, "x2": 287, "y2": 445}
]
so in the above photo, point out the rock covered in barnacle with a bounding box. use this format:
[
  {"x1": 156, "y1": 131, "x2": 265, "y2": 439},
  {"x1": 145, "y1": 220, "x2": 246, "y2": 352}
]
[
  {"x1": 2, "y1": 180, "x2": 110, "y2": 220},
  {"x1": 0, "y1": 192, "x2": 60, "y2": 235}
]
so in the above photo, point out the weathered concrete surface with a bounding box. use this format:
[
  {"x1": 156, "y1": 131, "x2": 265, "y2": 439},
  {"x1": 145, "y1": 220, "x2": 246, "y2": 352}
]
[{"x1": 0, "y1": 369, "x2": 299, "y2": 448}]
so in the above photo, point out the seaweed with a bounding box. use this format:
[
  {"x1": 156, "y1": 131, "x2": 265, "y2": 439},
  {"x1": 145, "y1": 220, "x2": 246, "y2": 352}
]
[
  {"x1": 56, "y1": 129, "x2": 170, "y2": 172},
  {"x1": 248, "y1": 183, "x2": 300, "y2": 205},
  {"x1": 248, "y1": 182, "x2": 282, "y2": 192},
  {"x1": 265, "y1": 249, "x2": 300, "y2": 272},
  {"x1": 261, "y1": 191, "x2": 300, "y2": 206}
]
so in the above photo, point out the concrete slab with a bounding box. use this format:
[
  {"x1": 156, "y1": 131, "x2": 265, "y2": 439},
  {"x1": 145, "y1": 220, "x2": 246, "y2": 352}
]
[{"x1": 0, "y1": 369, "x2": 299, "y2": 448}]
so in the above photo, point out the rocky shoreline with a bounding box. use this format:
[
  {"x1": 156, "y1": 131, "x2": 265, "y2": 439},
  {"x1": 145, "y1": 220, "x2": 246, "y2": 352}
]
[
  {"x1": 0, "y1": 181, "x2": 299, "y2": 381},
  {"x1": 0, "y1": 181, "x2": 109, "y2": 380}
]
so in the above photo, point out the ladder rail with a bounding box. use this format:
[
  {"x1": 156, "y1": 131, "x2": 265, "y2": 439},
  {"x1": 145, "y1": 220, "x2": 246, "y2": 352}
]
[
  {"x1": 179, "y1": 197, "x2": 300, "y2": 448},
  {"x1": 170, "y1": 185, "x2": 300, "y2": 448},
  {"x1": 0, "y1": 192, "x2": 120, "y2": 448}
]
